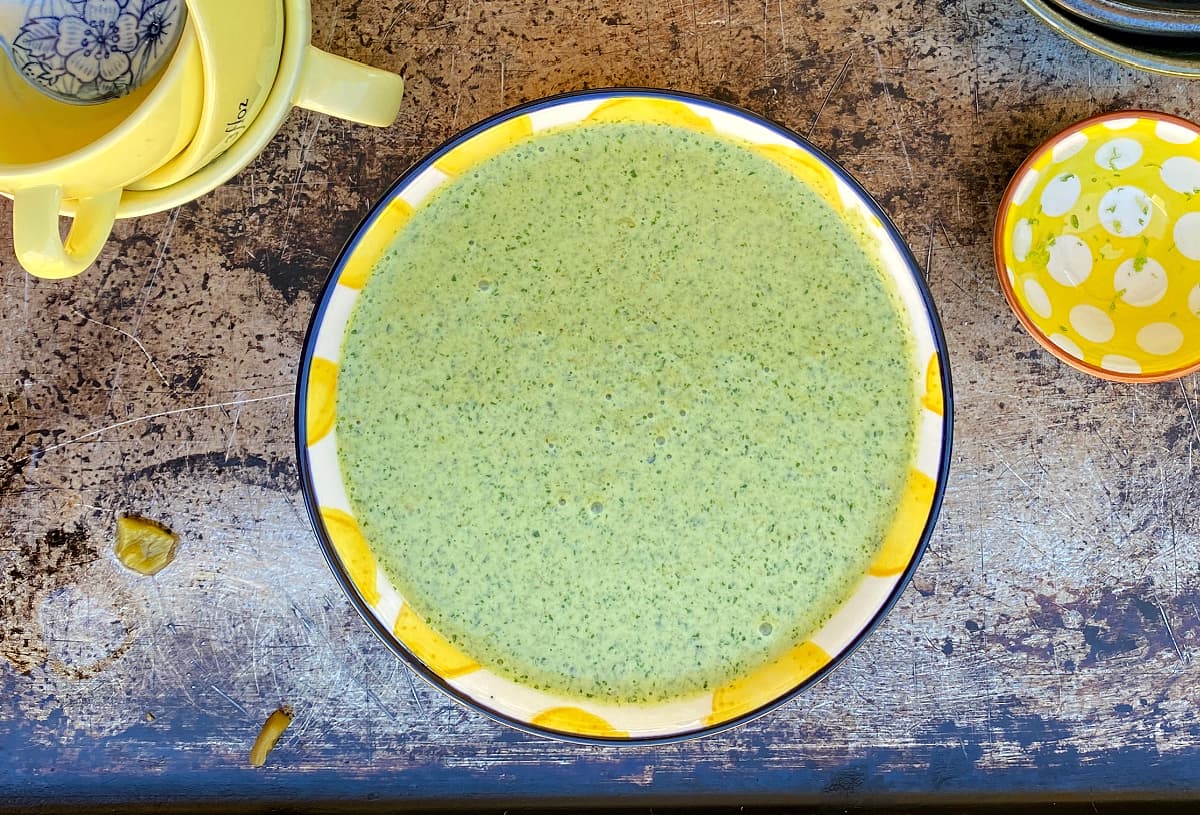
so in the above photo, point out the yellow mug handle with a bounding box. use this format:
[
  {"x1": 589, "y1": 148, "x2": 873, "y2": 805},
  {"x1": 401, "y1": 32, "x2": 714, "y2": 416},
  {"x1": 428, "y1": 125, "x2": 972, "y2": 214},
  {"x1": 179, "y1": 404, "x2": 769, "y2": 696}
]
[
  {"x1": 293, "y1": 46, "x2": 404, "y2": 127},
  {"x1": 13, "y1": 186, "x2": 121, "y2": 280}
]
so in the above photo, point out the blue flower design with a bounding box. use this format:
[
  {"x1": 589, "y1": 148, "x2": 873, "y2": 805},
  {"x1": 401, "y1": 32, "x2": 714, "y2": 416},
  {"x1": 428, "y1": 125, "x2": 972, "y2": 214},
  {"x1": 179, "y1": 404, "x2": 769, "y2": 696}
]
[
  {"x1": 129, "y1": 0, "x2": 181, "y2": 80},
  {"x1": 56, "y1": 1, "x2": 138, "y2": 84},
  {"x1": 8, "y1": 0, "x2": 183, "y2": 104},
  {"x1": 137, "y1": 0, "x2": 175, "y2": 49}
]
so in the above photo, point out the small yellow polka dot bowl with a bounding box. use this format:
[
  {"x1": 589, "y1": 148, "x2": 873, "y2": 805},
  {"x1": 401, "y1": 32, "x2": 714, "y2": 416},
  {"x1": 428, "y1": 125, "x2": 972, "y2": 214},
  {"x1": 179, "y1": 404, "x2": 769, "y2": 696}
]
[{"x1": 996, "y1": 110, "x2": 1200, "y2": 382}]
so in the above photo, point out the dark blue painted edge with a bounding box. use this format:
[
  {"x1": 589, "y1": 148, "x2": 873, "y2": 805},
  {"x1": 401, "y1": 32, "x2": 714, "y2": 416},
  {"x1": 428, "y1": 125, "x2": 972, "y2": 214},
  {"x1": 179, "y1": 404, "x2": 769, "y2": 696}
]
[
  {"x1": 6, "y1": 706, "x2": 1200, "y2": 807},
  {"x1": 293, "y1": 86, "x2": 956, "y2": 748}
]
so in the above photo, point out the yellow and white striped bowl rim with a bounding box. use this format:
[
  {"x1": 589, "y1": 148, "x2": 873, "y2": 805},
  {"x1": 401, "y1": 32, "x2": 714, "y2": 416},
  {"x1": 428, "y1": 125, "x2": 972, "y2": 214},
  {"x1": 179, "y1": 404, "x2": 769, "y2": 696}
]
[{"x1": 303, "y1": 93, "x2": 948, "y2": 741}]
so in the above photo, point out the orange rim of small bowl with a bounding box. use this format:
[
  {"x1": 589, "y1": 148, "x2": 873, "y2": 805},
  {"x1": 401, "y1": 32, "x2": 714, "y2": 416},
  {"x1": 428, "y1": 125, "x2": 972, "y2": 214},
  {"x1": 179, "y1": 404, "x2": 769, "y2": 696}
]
[{"x1": 992, "y1": 108, "x2": 1200, "y2": 384}]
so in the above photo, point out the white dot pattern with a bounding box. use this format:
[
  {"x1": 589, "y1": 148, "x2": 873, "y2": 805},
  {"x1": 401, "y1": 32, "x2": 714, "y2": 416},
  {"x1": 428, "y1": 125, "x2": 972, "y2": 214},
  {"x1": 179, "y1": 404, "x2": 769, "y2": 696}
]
[
  {"x1": 1041, "y1": 173, "x2": 1082, "y2": 217},
  {"x1": 1012, "y1": 218, "x2": 1033, "y2": 262},
  {"x1": 1162, "y1": 156, "x2": 1200, "y2": 195},
  {"x1": 1175, "y1": 212, "x2": 1200, "y2": 261},
  {"x1": 1095, "y1": 138, "x2": 1142, "y2": 171},
  {"x1": 1023, "y1": 278, "x2": 1052, "y2": 318},
  {"x1": 1156, "y1": 121, "x2": 1198, "y2": 145},
  {"x1": 1046, "y1": 235, "x2": 1093, "y2": 287},
  {"x1": 1053, "y1": 132, "x2": 1088, "y2": 163},
  {"x1": 1114, "y1": 257, "x2": 1167, "y2": 307},
  {"x1": 1049, "y1": 333, "x2": 1084, "y2": 360},
  {"x1": 1137, "y1": 322, "x2": 1184, "y2": 356},
  {"x1": 1070, "y1": 304, "x2": 1115, "y2": 343},
  {"x1": 1098, "y1": 186, "x2": 1153, "y2": 238},
  {"x1": 1012, "y1": 169, "x2": 1039, "y2": 206},
  {"x1": 1101, "y1": 354, "x2": 1141, "y2": 374}
]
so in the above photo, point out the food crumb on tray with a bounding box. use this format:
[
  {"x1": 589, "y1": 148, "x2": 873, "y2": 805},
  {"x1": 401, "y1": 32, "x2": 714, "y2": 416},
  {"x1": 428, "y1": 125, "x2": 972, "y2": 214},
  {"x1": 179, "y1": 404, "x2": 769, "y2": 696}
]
[
  {"x1": 114, "y1": 515, "x2": 179, "y2": 576},
  {"x1": 249, "y1": 705, "x2": 293, "y2": 767}
]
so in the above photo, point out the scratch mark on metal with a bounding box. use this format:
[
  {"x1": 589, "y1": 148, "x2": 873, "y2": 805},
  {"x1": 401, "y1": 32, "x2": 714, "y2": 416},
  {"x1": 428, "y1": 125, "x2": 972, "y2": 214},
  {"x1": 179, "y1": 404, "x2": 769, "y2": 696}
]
[
  {"x1": 99, "y1": 206, "x2": 180, "y2": 431},
  {"x1": 71, "y1": 309, "x2": 170, "y2": 390},
  {"x1": 366, "y1": 681, "x2": 400, "y2": 721},
  {"x1": 224, "y1": 394, "x2": 244, "y2": 462},
  {"x1": 1170, "y1": 514, "x2": 1179, "y2": 596},
  {"x1": 937, "y1": 218, "x2": 955, "y2": 249},
  {"x1": 776, "y1": 0, "x2": 786, "y2": 51},
  {"x1": 279, "y1": 113, "x2": 324, "y2": 262},
  {"x1": 924, "y1": 222, "x2": 935, "y2": 281},
  {"x1": 22, "y1": 269, "x2": 30, "y2": 334},
  {"x1": 403, "y1": 666, "x2": 426, "y2": 715},
  {"x1": 211, "y1": 684, "x2": 250, "y2": 718},
  {"x1": 321, "y1": 0, "x2": 343, "y2": 49},
  {"x1": 381, "y1": 8, "x2": 402, "y2": 41},
  {"x1": 291, "y1": 602, "x2": 316, "y2": 632},
  {"x1": 994, "y1": 450, "x2": 1034, "y2": 492},
  {"x1": 2, "y1": 391, "x2": 291, "y2": 473},
  {"x1": 1177, "y1": 379, "x2": 1200, "y2": 448},
  {"x1": 808, "y1": 54, "x2": 852, "y2": 138},
  {"x1": 872, "y1": 46, "x2": 914, "y2": 183},
  {"x1": 1155, "y1": 597, "x2": 1186, "y2": 662}
]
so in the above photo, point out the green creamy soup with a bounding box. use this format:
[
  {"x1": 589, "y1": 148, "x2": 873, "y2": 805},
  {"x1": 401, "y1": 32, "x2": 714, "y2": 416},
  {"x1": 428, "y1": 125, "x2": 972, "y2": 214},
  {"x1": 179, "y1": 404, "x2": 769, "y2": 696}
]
[{"x1": 337, "y1": 121, "x2": 918, "y2": 704}]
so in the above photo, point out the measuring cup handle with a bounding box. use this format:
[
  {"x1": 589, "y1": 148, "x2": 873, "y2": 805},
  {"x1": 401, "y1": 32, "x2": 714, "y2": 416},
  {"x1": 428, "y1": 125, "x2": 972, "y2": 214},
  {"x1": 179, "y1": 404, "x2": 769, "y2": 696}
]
[
  {"x1": 12, "y1": 186, "x2": 120, "y2": 279},
  {"x1": 292, "y1": 45, "x2": 403, "y2": 128}
]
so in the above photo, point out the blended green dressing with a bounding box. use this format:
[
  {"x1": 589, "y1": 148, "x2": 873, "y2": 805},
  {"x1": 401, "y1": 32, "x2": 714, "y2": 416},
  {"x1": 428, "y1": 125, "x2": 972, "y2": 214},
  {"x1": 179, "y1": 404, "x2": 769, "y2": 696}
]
[{"x1": 337, "y1": 121, "x2": 918, "y2": 704}]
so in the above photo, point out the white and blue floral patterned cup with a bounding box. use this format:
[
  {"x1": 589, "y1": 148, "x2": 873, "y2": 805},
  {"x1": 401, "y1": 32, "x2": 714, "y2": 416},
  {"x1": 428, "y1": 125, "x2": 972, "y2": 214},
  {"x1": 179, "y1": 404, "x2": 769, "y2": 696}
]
[{"x1": 0, "y1": 0, "x2": 185, "y2": 104}]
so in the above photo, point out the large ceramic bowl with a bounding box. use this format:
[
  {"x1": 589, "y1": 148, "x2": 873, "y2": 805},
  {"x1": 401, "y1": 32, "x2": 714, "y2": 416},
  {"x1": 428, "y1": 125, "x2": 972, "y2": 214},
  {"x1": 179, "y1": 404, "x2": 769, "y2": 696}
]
[{"x1": 296, "y1": 89, "x2": 953, "y2": 743}]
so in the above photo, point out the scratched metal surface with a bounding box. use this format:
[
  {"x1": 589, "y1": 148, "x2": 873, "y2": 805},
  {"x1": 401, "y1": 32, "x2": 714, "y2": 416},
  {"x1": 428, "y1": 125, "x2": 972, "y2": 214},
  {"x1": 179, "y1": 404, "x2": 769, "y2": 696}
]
[{"x1": 3, "y1": 0, "x2": 1200, "y2": 808}]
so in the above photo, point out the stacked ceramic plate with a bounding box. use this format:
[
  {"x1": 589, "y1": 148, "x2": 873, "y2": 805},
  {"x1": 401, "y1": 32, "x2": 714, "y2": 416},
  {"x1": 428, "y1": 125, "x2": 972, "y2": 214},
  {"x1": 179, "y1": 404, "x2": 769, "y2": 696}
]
[{"x1": 1021, "y1": 0, "x2": 1200, "y2": 76}]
